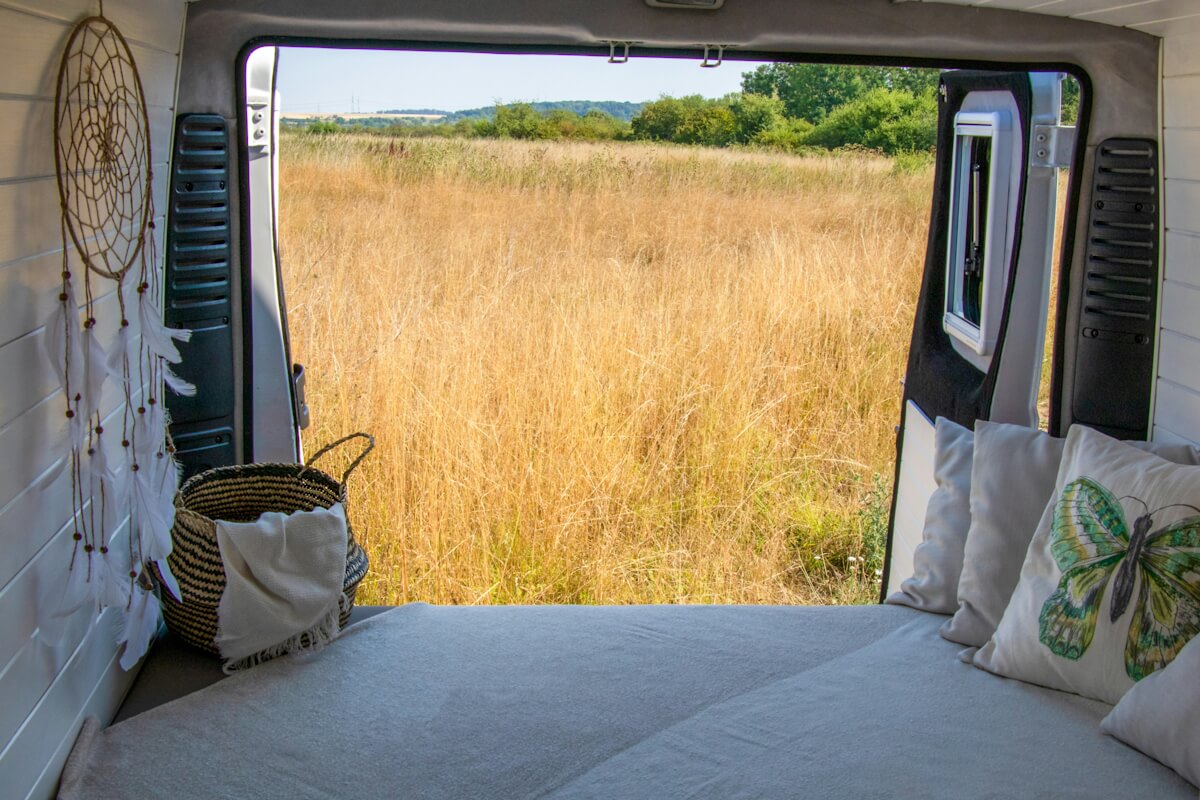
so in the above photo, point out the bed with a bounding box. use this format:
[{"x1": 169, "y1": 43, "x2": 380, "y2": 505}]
[{"x1": 58, "y1": 603, "x2": 1194, "y2": 798}]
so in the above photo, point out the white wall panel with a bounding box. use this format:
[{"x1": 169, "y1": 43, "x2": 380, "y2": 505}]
[
  {"x1": 1165, "y1": 180, "x2": 1200, "y2": 233},
  {"x1": 1163, "y1": 231, "x2": 1200, "y2": 285},
  {"x1": 1155, "y1": 14, "x2": 1200, "y2": 444},
  {"x1": 1163, "y1": 25, "x2": 1200, "y2": 74},
  {"x1": 0, "y1": 221, "x2": 165, "y2": 350},
  {"x1": 0, "y1": 2, "x2": 187, "y2": 799},
  {"x1": 1165, "y1": 129, "x2": 1200, "y2": 181},
  {"x1": 0, "y1": 99, "x2": 173, "y2": 182},
  {"x1": 0, "y1": 171, "x2": 168, "y2": 267},
  {"x1": 1163, "y1": 76, "x2": 1200, "y2": 128},
  {"x1": 0, "y1": 0, "x2": 186, "y2": 52}
]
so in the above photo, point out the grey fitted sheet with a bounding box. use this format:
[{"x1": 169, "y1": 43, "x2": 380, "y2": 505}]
[{"x1": 59, "y1": 603, "x2": 1194, "y2": 799}]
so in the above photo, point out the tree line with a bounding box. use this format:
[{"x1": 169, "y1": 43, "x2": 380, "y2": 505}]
[{"x1": 303, "y1": 64, "x2": 1078, "y2": 156}]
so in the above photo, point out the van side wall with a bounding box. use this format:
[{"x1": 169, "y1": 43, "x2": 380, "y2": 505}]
[
  {"x1": 1154, "y1": 18, "x2": 1200, "y2": 447},
  {"x1": 0, "y1": 2, "x2": 188, "y2": 798}
]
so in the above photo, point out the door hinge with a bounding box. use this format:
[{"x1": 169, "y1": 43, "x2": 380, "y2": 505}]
[
  {"x1": 292, "y1": 363, "x2": 311, "y2": 430},
  {"x1": 247, "y1": 101, "x2": 270, "y2": 154},
  {"x1": 1031, "y1": 124, "x2": 1075, "y2": 169}
]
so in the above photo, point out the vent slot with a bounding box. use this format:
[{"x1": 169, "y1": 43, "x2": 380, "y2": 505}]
[
  {"x1": 165, "y1": 114, "x2": 236, "y2": 478},
  {"x1": 1070, "y1": 137, "x2": 1159, "y2": 438}
]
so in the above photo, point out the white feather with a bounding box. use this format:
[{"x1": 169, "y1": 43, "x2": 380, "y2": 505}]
[
  {"x1": 99, "y1": 550, "x2": 132, "y2": 610},
  {"x1": 58, "y1": 550, "x2": 97, "y2": 619},
  {"x1": 137, "y1": 290, "x2": 191, "y2": 363},
  {"x1": 102, "y1": 465, "x2": 131, "y2": 535},
  {"x1": 66, "y1": 414, "x2": 86, "y2": 453},
  {"x1": 134, "y1": 457, "x2": 176, "y2": 562},
  {"x1": 133, "y1": 403, "x2": 165, "y2": 467},
  {"x1": 105, "y1": 324, "x2": 134, "y2": 381},
  {"x1": 36, "y1": 568, "x2": 78, "y2": 647},
  {"x1": 162, "y1": 362, "x2": 196, "y2": 396},
  {"x1": 118, "y1": 585, "x2": 161, "y2": 671},
  {"x1": 81, "y1": 327, "x2": 108, "y2": 421},
  {"x1": 42, "y1": 281, "x2": 83, "y2": 394},
  {"x1": 154, "y1": 558, "x2": 182, "y2": 603}
]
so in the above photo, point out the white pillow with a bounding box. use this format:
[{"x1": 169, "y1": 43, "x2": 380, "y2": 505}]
[
  {"x1": 1102, "y1": 634, "x2": 1200, "y2": 789},
  {"x1": 941, "y1": 422, "x2": 1200, "y2": 648},
  {"x1": 974, "y1": 425, "x2": 1200, "y2": 704},
  {"x1": 887, "y1": 417, "x2": 973, "y2": 614},
  {"x1": 940, "y1": 421, "x2": 1064, "y2": 646}
]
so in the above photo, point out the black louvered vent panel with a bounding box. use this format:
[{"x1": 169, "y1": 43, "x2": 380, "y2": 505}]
[
  {"x1": 164, "y1": 114, "x2": 236, "y2": 477},
  {"x1": 1071, "y1": 138, "x2": 1159, "y2": 438}
]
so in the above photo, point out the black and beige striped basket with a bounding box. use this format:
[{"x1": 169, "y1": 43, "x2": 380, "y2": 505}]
[{"x1": 155, "y1": 433, "x2": 374, "y2": 655}]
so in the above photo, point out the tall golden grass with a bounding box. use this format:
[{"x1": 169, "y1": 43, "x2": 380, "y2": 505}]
[{"x1": 278, "y1": 135, "x2": 932, "y2": 606}]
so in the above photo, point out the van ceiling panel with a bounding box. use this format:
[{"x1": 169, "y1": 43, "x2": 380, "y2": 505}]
[
  {"x1": 896, "y1": 0, "x2": 1200, "y2": 32},
  {"x1": 180, "y1": 0, "x2": 1157, "y2": 143}
]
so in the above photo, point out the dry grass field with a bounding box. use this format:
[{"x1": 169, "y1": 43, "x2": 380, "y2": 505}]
[{"x1": 278, "y1": 135, "x2": 933, "y2": 606}]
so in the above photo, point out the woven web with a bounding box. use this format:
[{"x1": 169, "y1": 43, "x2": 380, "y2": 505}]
[{"x1": 54, "y1": 15, "x2": 152, "y2": 280}]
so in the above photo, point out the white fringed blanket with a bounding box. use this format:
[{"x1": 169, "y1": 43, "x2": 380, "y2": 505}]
[{"x1": 59, "y1": 604, "x2": 1193, "y2": 799}]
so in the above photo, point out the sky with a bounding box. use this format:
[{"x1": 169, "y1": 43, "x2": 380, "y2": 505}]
[{"x1": 276, "y1": 48, "x2": 768, "y2": 113}]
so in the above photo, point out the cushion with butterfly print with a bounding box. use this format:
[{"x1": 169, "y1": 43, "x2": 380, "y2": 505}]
[{"x1": 973, "y1": 425, "x2": 1200, "y2": 705}]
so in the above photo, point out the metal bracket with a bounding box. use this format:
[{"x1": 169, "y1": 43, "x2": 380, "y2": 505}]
[
  {"x1": 246, "y1": 101, "x2": 270, "y2": 153},
  {"x1": 1031, "y1": 124, "x2": 1076, "y2": 169},
  {"x1": 607, "y1": 41, "x2": 635, "y2": 63},
  {"x1": 700, "y1": 44, "x2": 725, "y2": 68}
]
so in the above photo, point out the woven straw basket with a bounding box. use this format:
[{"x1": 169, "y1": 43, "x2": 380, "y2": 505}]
[{"x1": 155, "y1": 433, "x2": 374, "y2": 655}]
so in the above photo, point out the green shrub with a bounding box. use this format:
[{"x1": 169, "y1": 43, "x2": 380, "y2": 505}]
[
  {"x1": 631, "y1": 95, "x2": 737, "y2": 147},
  {"x1": 729, "y1": 92, "x2": 786, "y2": 144},
  {"x1": 305, "y1": 120, "x2": 341, "y2": 136},
  {"x1": 803, "y1": 88, "x2": 936, "y2": 155},
  {"x1": 750, "y1": 117, "x2": 814, "y2": 152}
]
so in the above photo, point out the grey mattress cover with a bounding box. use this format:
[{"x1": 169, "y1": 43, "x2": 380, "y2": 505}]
[{"x1": 59, "y1": 603, "x2": 1193, "y2": 799}]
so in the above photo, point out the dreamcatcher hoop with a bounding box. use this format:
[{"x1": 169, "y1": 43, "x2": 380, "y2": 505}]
[{"x1": 53, "y1": 14, "x2": 152, "y2": 281}]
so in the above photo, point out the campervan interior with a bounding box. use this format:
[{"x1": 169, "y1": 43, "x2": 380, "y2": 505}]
[{"x1": 3, "y1": 1, "x2": 1200, "y2": 797}]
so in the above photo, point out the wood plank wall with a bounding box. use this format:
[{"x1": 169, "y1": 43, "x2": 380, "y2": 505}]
[
  {"x1": 0, "y1": 2, "x2": 186, "y2": 798},
  {"x1": 1152, "y1": 15, "x2": 1200, "y2": 446}
]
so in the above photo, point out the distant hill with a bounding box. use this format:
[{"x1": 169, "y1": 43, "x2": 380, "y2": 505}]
[{"x1": 379, "y1": 101, "x2": 646, "y2": 123}]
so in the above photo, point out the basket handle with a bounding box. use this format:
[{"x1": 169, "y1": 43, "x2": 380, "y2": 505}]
[{"x1": 305, "y1": 432, "x2": 375, "y2": 484}]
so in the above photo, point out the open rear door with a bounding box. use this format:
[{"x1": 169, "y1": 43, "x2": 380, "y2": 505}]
[
  {"x1": 241, "y1": 46, "x2": 303, "y2": 463},
  {"x1": 883, "y1": 70, "x2": 1069, "y2": 597}
]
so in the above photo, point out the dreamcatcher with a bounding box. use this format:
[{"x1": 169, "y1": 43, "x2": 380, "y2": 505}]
[{"x1": 39, "y1": 8, "x2": 193, "y2": 670}]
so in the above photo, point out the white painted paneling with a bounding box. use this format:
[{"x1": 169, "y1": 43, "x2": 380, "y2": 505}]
[
  {"x1": 0, "y1": 394, "x2": 139, "y2": 595},
  {"x1": 1153, "y1": 16, "x2": 1200, "y2": 456},
  {"x1": 1163, "y1": 76, "x2": 1200, "y2": 128},
  {"x1": 0, "y1": 518, "x2": 132, "y2": 752},
  {"x1": 1153, "y1": 423, "x2": 1200, "y2": 447},
  {"x1": 1165, "y1": 180, "x2": 1200, "y2": 233},
  {"x1": 1163, "y1": 231, "x2": 1200, "y2": 285},
  {"x1": 0, "y1": 608, "x2": 125, "y2": 796},
  {"x1": 0, "y1": 2, "x2": 187, "y2": 799},
  {"x1": 0, "y1": 170, "x2": 168, "y2": 268},
  {"x1": 0, "y1": 0, "x2": 186, "y2": 53},
  {"x1": 1165, "y1": 129, "x2": 1200, "y2": 181},
  {"x1": 0, "y1": 221, "x2": 165, "y2": 350},
  {"x1": 886, "y1": 401, "x2": 937, "y2": 597},
  {"x1": 909, "y1": 0, "x2": 1200, "y2": 29},
  {"x1": 0, "y1": 291, "x2": 121, "y2": 430},
  {"x1": 1153, "y1": 379, "x2": 1200, "y2": 437},
  {"x1": 1160, "y1": 282, "x2": 1200, "y2": 337},
  {"x1": 1079, "y1": 0, "x2": 1200, "y2": 26},
  {"x1": 1163, "y1": 26, "x2": 1200, "y2": 74},
  {"x1": 0, "y1": 7, "x2": 179, "y2": 104},
  {"x1": 0, "y1": 99, "x2": 173, "y2": 182},
  {"x1": 1157, "y1": 331, "x2": 1200, "y2": 394}
]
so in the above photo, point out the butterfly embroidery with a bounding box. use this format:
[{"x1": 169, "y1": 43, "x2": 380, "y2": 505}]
[{"x1": 1038, "y1": 477, "x2": 1200, "y2": 681}]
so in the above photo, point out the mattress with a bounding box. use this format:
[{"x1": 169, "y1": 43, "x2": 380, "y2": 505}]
[{"x1": 59, "y1": 603, "x2": 1194, "y2": 799}]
